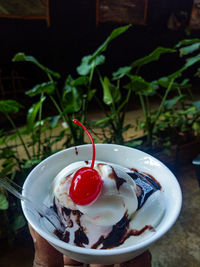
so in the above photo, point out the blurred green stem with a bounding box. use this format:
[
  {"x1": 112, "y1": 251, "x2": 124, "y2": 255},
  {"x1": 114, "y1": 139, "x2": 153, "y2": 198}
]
[{"x1": 5, "y1": 114, "x2": 31, "y2": 160}]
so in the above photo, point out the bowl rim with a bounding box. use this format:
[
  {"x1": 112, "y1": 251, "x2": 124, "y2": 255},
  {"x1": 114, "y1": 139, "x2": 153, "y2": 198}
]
[{"x1": 22, "y1": 143, "x2": 182, "y2": 256}]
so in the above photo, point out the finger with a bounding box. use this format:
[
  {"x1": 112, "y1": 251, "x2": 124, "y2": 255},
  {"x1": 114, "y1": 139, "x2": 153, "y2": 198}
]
[
  {"x1": 115, "y1": 250, "x2": 152, "y2": 267},
  {"x1": 29, "y1": 225, "x2": 64, "y2": 267},
  {"x1": 63, "y1": 255, "x2": 83, "y2": 266}
]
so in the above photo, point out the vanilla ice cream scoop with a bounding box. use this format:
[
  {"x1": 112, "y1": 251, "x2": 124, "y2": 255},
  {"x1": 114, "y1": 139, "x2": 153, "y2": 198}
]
[
  {"x1": 51, "y1": 160, "x2": 165, "y2": 249},
  {"x1": 52, "y1": 161, "x2": 138, "y2": 226}
]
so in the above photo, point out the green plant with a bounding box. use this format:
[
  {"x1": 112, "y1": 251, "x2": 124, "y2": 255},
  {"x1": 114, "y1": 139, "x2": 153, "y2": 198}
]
[
  {"x1": 112, "y1": 38, "x2": 200, "y2": 150},
  {"x1": 12, "y1": 25, "x2": 131, "y2": 147},
  {"x1": 0, "y1": 25, "x2": 133, "y2": 243},
  {"x1": 0, "y1": 99, "x2": 57, "y2": 243},
  {"x1": 147, "y1": 38, "x2": 200, "y2": 151},
  {"x1": 76, "y1": 24, "x2": 132, "y2": 144},
  {"x1": 0, "y1": 100, "x2": 30, "y2": 172}
]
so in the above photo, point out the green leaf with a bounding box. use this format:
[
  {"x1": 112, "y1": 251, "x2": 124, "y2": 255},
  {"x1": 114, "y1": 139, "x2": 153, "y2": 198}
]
[
  {"x1": 72, "y1": 76, "x2": 89, "y2": 86},
  {"x1": 11, "y1": 215, "x2": 26, "y2": 231},
  {"x1": 157, "y1": 60, "x2": 197, "y2": 88},
  {"x1": 193, "y1": 101, "x2": 200, "y2": 110},
  {"x1": 77, "y1": 55, "x2": 105, "y2": 76},
  {"x1": 0, "y1": 193, "x2": 9, "y2": 210},
  {"x1": 164, "y1": 95, "x2": 185, "y2": 109},
  {"x1": 131, "y1": 47, "x2": 176, "y2": 69},
  {"x1": 114, "y1": 85, "x2": 121, "y2": 103},
  {"x1": 112, "y1": 66, "x2": 132, "y2": 80},
  {"x1": 167, "y1": 70, "x2": 183, "y2": 82},
  {"x1": 125, "y1": 75, "x2": 156, "y2": 95},
  {"x1": 101, "y1": 76, "x2": 114, "y2": 105},
  {"x1": 101, "y1": 76, "x2": 121, "y2": 104},
  {"x1": 13, "y1": 52, "x2": 61, "y2": 78},
  {"x1": 62, "y1": 76, "x2": 82, "y2": 113},
  {"x1": 157, "y1": 76, "x2": 190, "y2": 89},
  {"x1": 157, "y1": 58, "x2": 195, "y2": 89},
  {"x1": 95, "y1": 117, "x2": 110, "y2": 127},
  {"x1": 174, "y1": 78, "x2": 191, "y2": 89},
  {"x1": 34, "y1": 120, "x2": 45, "y2": 128},
  {"x1": 94, "y1": 116, "x2": 112, "y2": 127},
  {"x1": 182, "y1": 106, "x2": 196, "y2": 115},
  {"x1": 158, "y1": 67, "x2": 185, "y2": 87},
  {"x1": 195, "y1": 67, "x2": 200, "y2": 77},
  {"x1": 179, "y1": 42, "x2": 200, "y2": 56},
  {"x1": 0, "y1": 100, "x2": 23, "y2": 114},
  {"x1": 124, "y1": 140, "x2": 143, "y2": 147},
  {"x1": 184, "y1": 53, "x2": 200, "y2": 68},
  {"x1": 26, "y1": 96, "x2": 46, "y2": 132},
  {"x1": 0, "y1": 147, "x2": 15, "y2": 158},
  {"x1": 49, "y1": 115, "x2": 60, "y2": 128},
  {"x1": 192, "y1": 122, "x2": 200, "y2": 135},
  {"x1": 26, "y1": 81, "x2": 56, "y2": 97},
  {"x1": 77, "y1": 25, "x2": 131, "y2": 76},
  {"x1": 13, "y1": 52, "x2": 36, "y2": 63},
  {"x1": 91, "y1": 24, "x2": 131, "y2": 60},
  {"x1": 0, "y1": 136, "x2": 7, "y2": 145},
  {"x1": 24, "y1": 159, "x2": 41, "y2": 169},
  {"x1": 88, "y1": 89, "x2": 97, "y2": 101},
  {"x1": 0, "y1": 162, "x2": 16, "y2": 177},
  {"x1": 175, "y1": 38, "x2": 200, "y2": 48}
]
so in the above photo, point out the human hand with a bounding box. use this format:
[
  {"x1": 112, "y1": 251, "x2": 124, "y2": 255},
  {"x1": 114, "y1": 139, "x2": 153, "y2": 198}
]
[{"x1": 29, "y1": 225, "x2": 151, "y2": 267}]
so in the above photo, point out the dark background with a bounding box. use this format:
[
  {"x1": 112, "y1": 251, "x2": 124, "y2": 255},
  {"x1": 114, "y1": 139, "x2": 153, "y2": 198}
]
[{"x1": 0, "y1": 0, "x2": 198, "y2": 101}]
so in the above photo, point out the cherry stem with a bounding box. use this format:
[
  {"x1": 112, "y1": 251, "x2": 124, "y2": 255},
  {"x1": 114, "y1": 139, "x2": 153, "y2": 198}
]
[{"x1": 73, "y1": 119, "x2": 95, "y2": 169}]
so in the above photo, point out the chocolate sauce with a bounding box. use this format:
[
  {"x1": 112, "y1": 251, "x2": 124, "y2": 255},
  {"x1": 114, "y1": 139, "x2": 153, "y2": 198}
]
[
  {"x1": 73, "y1": 210, "x2": 82, "y2": 226},
  {"x1": 74, "y1": 228, "x2": 89, "y2": 247},
  {"x1": 127, "y1": 171, "x2": 161, "y2": 209},
  {"x1": 38, "y1": 212, "x2": 43, "y2": 218},
  {"x1": 109, "y1": 167, "x2": 126, "y2": 190},
  {"x1": 68, "y1": 219, "x2": 73, "y2": 228},
  {"x1": 54, "y1": 229, "x2": 64, "y2": 240},
  {"x1": 128, "y1": 225, "x2": 154, "y2": 236},
  {"x1": 96, "y1": 163, "x2": 126, "y2": 190},
  {"x1": 75, "y1": 147, "x2": 78, "y2": 155},
  {"x1": 92, "y1": 213, "x2": 154, "y2": 249},
  {"x1": 53, "y1": 168, "x2": 161, "y2": 248},
  {"x1": 53, "y1": 198, "x2": 58, "y2": 213},
  {"x1": 62, "y1": 207, "x2": 71, "y2": 216},
  {"x1": 92, "y1": 213, "x2": 129, "y2": 249},
  {"x1": 62, "y1": 230, "x2": 70, "y2": 243},
  {"x1": 54, "y1": 228, "x2": 70, "y2": 242}
]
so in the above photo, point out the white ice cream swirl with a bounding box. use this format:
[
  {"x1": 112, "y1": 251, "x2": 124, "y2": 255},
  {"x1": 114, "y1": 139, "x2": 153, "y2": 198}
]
[{"x1": 52, "y1": 161, "x2": 138, "y2": 226}]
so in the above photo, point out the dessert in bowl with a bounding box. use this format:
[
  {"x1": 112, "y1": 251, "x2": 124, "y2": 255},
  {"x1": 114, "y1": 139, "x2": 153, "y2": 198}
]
[{"x1": 22, "y1": 143, "x2": 182, "y2": 264}]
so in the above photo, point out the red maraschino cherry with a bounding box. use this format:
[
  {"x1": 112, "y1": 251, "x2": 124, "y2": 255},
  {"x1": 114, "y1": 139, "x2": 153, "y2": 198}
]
[{"x1": 69, "y1": 119, "x2": 103, "y2": 205}]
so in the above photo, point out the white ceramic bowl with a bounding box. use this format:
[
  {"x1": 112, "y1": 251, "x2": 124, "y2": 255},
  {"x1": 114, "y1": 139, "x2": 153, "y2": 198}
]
[{"x1": 22, "y1": 144, "x2": 182, "y2": 264}]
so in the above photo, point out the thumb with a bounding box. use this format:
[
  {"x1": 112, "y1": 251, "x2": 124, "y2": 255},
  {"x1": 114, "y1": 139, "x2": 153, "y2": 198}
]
[{"x1": 29, "y1": 225, "x2": 64, "y2": 267}]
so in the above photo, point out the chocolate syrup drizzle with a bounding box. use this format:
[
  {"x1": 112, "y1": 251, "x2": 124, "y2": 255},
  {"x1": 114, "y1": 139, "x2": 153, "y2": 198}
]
[
  {"x1": 73, "y1": 210, "x2": 89, "y2": 247},
  {"x1": 109, "y1": 166, "x2": 126, "y2": 190},
  {"x1": 53, "y1": 167, "x2": 161, "y2": 249},
  {"x1": 128, "y1": 170, "x2": 161, "y2": 210},
  {"x1": 92, "y1": 213, "x2": 153, "y2": 249},
  {"x1": 75, "y1": 147, "x2": 78, "y2": 155}
]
